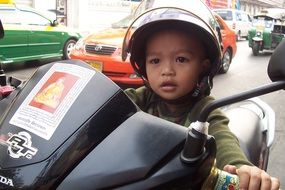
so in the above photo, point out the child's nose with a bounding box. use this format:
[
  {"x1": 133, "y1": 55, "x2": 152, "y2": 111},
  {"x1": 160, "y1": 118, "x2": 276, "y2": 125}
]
[{"x1": 161, "y1": 62, "x2": 175, "y2": 76}]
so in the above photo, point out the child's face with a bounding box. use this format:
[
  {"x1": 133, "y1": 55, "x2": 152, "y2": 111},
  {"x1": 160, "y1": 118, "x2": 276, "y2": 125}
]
[{"x1": 145, "y1": 29, "x2": 210, "y2": 101}]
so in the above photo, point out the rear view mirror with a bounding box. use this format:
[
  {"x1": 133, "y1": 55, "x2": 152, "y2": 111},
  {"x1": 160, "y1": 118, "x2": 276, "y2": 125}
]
[
  {"x1": 51, "y1": 20, "x2": 59, "y2": 26},
  {"x1": 267, "y1": 39, "x2": 285, "y2": 82},
  {"x1": 0, "y1": 19, "x2": 4, "y2": 39}
]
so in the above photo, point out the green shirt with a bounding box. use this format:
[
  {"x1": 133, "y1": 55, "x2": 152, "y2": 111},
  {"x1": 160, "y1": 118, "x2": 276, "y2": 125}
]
[{"x1": 124, "y1": 86, "x2": 252, "y2": 169}]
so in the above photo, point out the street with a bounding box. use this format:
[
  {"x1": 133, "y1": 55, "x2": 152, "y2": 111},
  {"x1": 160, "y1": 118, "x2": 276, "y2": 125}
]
[{"x1": 3, "y1": 40, "x2": 285, "y2": 187}]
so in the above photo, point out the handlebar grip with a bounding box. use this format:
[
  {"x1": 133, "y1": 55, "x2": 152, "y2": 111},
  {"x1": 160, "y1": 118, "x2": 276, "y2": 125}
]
[
  {"x1": 202, "y1": 165, "x2": 239, "y2": 190},
  {"x1": 214, "y1": 169, "x2": 239, "y2": 190}
]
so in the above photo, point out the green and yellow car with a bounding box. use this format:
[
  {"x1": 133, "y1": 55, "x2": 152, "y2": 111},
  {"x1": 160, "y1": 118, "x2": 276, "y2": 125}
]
[
  {"x1": 248, "y1": 8, "x2": 285, "y2": 56},
  {"x1": 0, "y1": 1, "x2": 82, "y2": 64}
]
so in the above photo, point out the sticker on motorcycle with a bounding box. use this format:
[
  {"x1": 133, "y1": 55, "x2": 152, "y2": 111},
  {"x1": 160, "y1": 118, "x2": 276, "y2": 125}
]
[
  {"x1": 30, "y1": 72, "x2": 79, "y2": 113},
  {"x1": 9, "y1": 63, "x2": 95, "y2": 140},
  {"x1": 4, "y1": 131, "x2": 38, "y2": 159}
]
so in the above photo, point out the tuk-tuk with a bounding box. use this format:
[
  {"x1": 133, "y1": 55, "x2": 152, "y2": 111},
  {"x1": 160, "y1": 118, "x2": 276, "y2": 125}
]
[{"x1": 248, "y1": 8, "x2": 285, "y2": 56}]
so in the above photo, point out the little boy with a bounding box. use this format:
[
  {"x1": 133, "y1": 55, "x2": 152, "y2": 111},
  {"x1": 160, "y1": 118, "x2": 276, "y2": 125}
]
[{"x1": 123, "y1": 5, "x2": 280, "y2": 189}]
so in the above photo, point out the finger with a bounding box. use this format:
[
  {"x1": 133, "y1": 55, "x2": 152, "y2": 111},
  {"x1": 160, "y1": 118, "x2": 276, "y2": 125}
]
[
  {"x1": 247, "y1": 167, "x2": 262, "y2": 190},
  {"x1": 270, "y1": 177, "x2": 280, "y2": 190},
  {"x1": 223, "y1": 165, "x2": 237, "y2": 174},
  {"x1": 236, "y1": 166, "x2": 251, "y2": 189},
  {"x1": 260, "y1": 171, "x2": 271, "y2": 190}
]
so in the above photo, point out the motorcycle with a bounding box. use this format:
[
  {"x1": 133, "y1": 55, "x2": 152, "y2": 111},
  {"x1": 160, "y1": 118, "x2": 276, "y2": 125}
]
[{"x1": 0, "y1": 26, "x2": 285, "y2": 190}]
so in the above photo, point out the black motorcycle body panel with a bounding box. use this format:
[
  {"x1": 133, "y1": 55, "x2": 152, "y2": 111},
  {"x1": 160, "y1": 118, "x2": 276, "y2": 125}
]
[
  {"x1": 0, "y1": 60, "x2": 140, "y2": 189},
  {"x1": 58, "y1": 112, "x2": 186, "y2": 190},
  {"x1": 0, "y1": 60, "x2": 213, "y2": 189}
]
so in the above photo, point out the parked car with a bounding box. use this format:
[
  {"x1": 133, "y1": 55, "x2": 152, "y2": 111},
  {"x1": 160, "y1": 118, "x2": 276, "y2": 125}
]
[
  {"x1": 213, "y1": 8, "x2": 252, "y2": 41},
  {"x1": 248, "y1": 8, "x2": 285, "y2": 56},
  {"x1": 0, "y1": 2, "x2": 82, "y2": 65},
  {"x1": 70, "y1": 14, "x2": 144, "y2": 87},
  {"x1": 71, "y1": 12, "x2": 237, "y2": 87},
  {"x1": 214, "y1": 13, "x2": 237, "y2": 73}
]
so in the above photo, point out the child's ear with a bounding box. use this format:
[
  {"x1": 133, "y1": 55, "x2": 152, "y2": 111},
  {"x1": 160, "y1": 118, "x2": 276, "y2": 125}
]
[{"x1": 201, "y1": 59, "x2": 211, "y2": 73}]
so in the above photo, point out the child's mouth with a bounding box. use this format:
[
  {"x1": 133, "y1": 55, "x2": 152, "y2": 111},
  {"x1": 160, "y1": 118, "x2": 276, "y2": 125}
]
[{"x1": 160, "y1": 82, "x2": 177, "y2": 91}]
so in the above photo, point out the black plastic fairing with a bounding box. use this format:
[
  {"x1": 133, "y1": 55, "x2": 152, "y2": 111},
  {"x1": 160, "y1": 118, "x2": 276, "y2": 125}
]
[
  {"x1": 57, "y1": 111, "x2": 188, "y2": 190},
  {"x1": 57, "y1": 111, "x2": 217, "y2": 190},
  {"x1": 0, "y1": 60, "x2": 138, "y2": 189},
  {"x1": 0, "y1": 89, "x2": 138, "y2": 189},
  {"x1": 0, "y1": 60, "x2": 127, "y2": 168}
]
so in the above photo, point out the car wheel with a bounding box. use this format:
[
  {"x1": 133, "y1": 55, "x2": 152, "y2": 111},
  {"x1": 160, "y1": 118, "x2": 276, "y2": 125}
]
[
  {"x1": 63, "y1": 39, "x2": 77, "y2": 59},
  {"x1": 252, "y1": 42, "x2": 260, "y2": 56},
  {"x1": 220, "y1": 49, "x2": 232, "y2": 74}
]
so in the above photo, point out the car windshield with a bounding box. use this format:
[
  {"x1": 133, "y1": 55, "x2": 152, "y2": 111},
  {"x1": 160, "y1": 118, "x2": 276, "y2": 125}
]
[
  {"x1": 256, "y1": 8, "x2": 285, "y2": 21},
  {"x1": 111, "y1": 14, "x2": 135, "y2": 28},
  {"x1": 0, "y1": 8, "x2": 20, "y2": 24},
  {"x1": 253, "y1": 16, "x2": 274, "y2": 29},
  {"x1": 214, "y1": 10, "x2": 233, "y2": 21},
  {"x1": 17, "y1": 5, "x2": 54, "y2": 21}
]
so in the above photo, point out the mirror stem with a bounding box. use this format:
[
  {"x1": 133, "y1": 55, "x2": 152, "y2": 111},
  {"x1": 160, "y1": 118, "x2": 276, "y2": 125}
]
[{"x1": 199, "y1": 80, "x2": 285, "y2": 122}]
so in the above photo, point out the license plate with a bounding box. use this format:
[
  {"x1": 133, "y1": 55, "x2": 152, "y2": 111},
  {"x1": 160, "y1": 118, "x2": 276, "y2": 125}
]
[{"x1": 89, "y1": 61, "x2": 103, "y2": 72}]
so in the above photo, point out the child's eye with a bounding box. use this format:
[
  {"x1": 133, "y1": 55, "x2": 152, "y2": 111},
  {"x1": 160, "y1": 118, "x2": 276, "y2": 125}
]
[
  {"x1": 176, "y1": 57, "x2": 189, "y2": 63},
  {"x1": 149, "y1": 58, "x2": 160, "y2": 64}
]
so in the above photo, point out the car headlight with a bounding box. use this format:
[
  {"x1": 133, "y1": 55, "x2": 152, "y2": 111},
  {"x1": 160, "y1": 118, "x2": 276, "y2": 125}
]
[{"x1": 74, "y1": 38, "x2": 85, "y2": 50}]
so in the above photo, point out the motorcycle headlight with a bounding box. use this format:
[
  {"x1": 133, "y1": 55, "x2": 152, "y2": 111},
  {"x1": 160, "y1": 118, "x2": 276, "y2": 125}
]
[
  {"x1": 74, "y1": 38, "x2": 85, "y2": 50},
  {"x1": 256, "y1": 31, "x2": 262, "y2": 36}
]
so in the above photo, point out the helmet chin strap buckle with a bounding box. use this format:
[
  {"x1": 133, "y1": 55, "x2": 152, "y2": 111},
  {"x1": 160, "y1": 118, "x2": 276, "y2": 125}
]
[{"x1": 192, "y1": 76, "x2": 211, "y2": 97}]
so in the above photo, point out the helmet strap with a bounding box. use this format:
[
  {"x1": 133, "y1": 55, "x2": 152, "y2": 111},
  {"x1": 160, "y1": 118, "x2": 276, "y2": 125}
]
[{"x1": 191, "y1": 75, "x2": 211, "y2": 98}]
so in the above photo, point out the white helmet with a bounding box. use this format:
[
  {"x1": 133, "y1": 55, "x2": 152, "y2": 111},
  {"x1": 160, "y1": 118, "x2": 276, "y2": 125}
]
[{"x1": 122, "y1": 0, "x2": 222, "y2": 95}]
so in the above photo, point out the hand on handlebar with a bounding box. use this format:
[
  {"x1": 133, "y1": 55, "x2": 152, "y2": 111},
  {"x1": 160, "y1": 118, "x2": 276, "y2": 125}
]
[{"x1": 223, "y1": 165, "x2": 280, "y2": 190}]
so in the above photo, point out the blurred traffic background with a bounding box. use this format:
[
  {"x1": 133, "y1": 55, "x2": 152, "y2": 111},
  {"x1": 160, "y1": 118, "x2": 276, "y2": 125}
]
[{"x1": 13, "y1": 0, "x2": 285, "y2": 34}]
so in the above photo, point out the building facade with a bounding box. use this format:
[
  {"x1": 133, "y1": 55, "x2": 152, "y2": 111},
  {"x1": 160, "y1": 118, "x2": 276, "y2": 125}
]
[
  {"x1": 241, "y1": 0, "x2": 284, "y2": 15},
  {"x1": 13, "y1": 0, "x2": 285, "y2": 34},
  {"x1": 204, "y1": 0, "x2": 284, "y2": 15}
]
